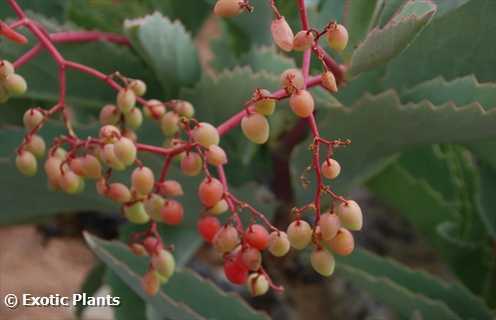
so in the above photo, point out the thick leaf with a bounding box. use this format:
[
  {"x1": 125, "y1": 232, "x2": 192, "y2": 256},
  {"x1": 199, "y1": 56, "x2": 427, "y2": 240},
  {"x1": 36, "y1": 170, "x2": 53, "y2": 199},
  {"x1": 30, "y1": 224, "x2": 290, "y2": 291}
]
[
  {"x1": 348, "y1": 0, "x2": 436, "y2": 77},
  {"x1": 0, "y1": 1, "x2": 66, "y2": 21},
  {"x1": 477, "y1": 163, "x2": 496, "y2": 240},
  {"x1": 338, "y1": 249, "x2": 493, "y2": 320},
  {"x1": 106, "y1": 270, "x2": 147, "y2": 320},
  {"x1": 310, "y1": 0, "x2": 345, "y2": 30},
  {"x1": 85, "y1": 233, "x2": 270, "y2": 320},
  {"x1": 76, "y1": 263, "x2": 106, "y2": 317},
  {"x1": 124, "y1": 13, "x2": 201, "y2": 99}
]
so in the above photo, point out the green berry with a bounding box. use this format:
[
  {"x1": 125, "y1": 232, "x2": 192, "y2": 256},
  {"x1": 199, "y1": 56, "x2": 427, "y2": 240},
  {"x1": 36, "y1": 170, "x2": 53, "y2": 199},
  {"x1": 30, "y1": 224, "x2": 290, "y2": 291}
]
[
  {"x1": 4, "y1": 74, "x2": 27, "y2": 96},
  {"x1": 310, "y1": 248, "x2": 335, "y2": 276},
  {"x1": 16, "y1": 150, "x2": 37, "y2": 176},
  {"x1": 287, "y1": 219, "x2": 312, "y2": 250},
  {"x1": 117, "y1": 88, "x2": 136, "y2": 113},
  {"x1": 124, "y1": 107, "x2": 143, "y2": 130},
  {"x1": 124, "y1": 202, "x2": 150, "y2": 224}
]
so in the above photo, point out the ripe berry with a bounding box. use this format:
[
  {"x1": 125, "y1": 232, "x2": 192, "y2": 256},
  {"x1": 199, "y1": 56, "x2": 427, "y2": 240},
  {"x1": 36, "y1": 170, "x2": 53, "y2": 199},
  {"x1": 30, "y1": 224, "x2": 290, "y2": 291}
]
[
  {"x1": 241, "y1": 247, "x2": 262, "y2": 271},
  {"x1": 99, "y1": 104, "x2": 120, "y2": 125},
  {"x1": 289, "y1": 89, "x2": 314, "y2": 118},
  {"x1": 180, "y1": 152, "x2": 203, "y2": 176},
  {"x1": 23, "y1": 108, "x2": 44, "y2": 130},
  {"x1": 4, "y1": 74, "x2": 27, "y2": 96},
  {"x1": 107, "y1": 183, "x2": 132, "y2": 203},
  {"x1": 81, "y1": 154, "x2": 102, "y2": 179},
  {"x1": 254, "y1": 89, "x2": 276, "y2": 116},
  {"x1": 60, "y1": 170, "x2": 83, "y2": 194},
  {"x1": 157, "y1": 180, "x2": 184, "y2": 197},
  {"x1": 113, "y1": 137, "x2": 137, "y2": 166},
  {"x1": 142, "y1": 270, "x2": 160, "y2": 296},
  {"x1": 327, "y1": 23, "x2": 349, "y2": 52},
  {"x1": 25, "y1": 134, "x2": 46, "y2": 158},
  {"x1": 214, "y1": 0, "x2": 243, "y2": 17},
  {"x1": 0, "y1": 60, "x2": 14, "y2": 78},
  {"x1": 206, "y1": 145, "x2": 227, "y2": 166},
  {"x1": 160, "y1": 111, "x2": 180, "y2": 136},
  {"x1": 321, "y1": 158, "x2": 341, "y2": 179},
  {"x1": 287, "y1": 219, "x2": 312, "y2": 250},
  {"x1": 144, "y1": 193, "x2": 165, "y2": 220},
  {"x1": 280, "y1": 68, "x2": 304, "y2": 93},
  {"x1": 241, "y1": 113, "x2": 270, "y2": 144},
  {"x1": 131, "y1": 166, "x2": 155, "y2": 195},
  {"x1": 310, "y1": 248, "x2": 335, "y2": 276},
  {"x1": 152, "y1": 249, "x2": 175, "y2": 279},
  {"x1": 198, "y1": 177, "x2": 224, "y2": 207},
  {"x1": 224, "y1": 256, "x2": 248, "y2": 284},
  {"x1": 124, "y1": 108, "x2": 143, "y2": 130},
  {"x1": 245, "y1": 224, "x2": 269, "y2": 250},
  {"x1": 246, "y1": 273, "x2": 269, "y2": 296},
  {"x1": 192, "y1": 122, "x2": 220, "y2": 148},
  {"x1": 117, "y1": 88, "x2": 136, "y2": 113},
  {"x1": 271, "y1": 17, "x2": 294, "y2": 52},
  {"x1": 208, "y1": 199, "x2": 229, "y2": 215},
  {"x1": 336, "y1": 200, "x2": 363, "y2": 231},
  {"x1": 144, "y1": 99, "x2": 165, "y2": 119},
  {"x1": 213, "y1": 225, "x2": 239, "y2": 253},
  {"x1": 268, "y1": 231, "x2": 290, "y2": 257},
  {"x1": 326, "y1": 228, "x2": 354, "y2": 256},
  {"x1": 99, "y1": 125, "x2": 120, "y2": 143},
  {"x1": 197, "y1": 216, "x2": 221, "y2": 243},
  {"x1": 101, "y1": 144, "x2": 125, "y2": 170},
  {"x1": 321, "y1": 71, "x2": 338, "y2": 92},
  {"x1": 293, "y1": 30, "x2": 314, "y2": 51},
  {"x1": 16, "y1": 150, "x2": 37, "y2": 176},
  {"x1": 124, "y1": 202, "x2": 150, "y2": 224},
  {"x1": 129, "y1": 79, "x2": 147, "y2": 96},
  {"x1": 175, "y1": 100, "x2": 195, "y2": 118},
  {"x1": 144, "y1": 236, "x2": 161, "y2": 254},
  {"x1": 318, "y1": 212, "x2": 340, "y2": 240},
  {"x1": 160, "y1": 200, "x2": 184, "y2": 225}
]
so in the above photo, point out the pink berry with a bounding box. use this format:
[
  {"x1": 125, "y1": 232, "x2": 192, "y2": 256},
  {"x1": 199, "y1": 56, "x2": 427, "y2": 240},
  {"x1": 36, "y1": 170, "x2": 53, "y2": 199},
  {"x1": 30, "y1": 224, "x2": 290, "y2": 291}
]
[
  {"x1": 44, "y1": 156, "x2": 62, "y2": 183},
  {"x1": 114, "y1": 137, "x2": 137, "y2": 166},
  {"x1": 99, "y1": 125, "x2": 120, "y2": 143},
  {"x1": 241, "y1": 113, "x2": 270, "y2": 144},
  {"x1": 99, "y1": 104, "x2": 120, "y2": 125},
  {"x1": 124, "y1": 107, "x2": 143, "y2": 130},
  {"x1": 241, "y1": 247, "x2": 262, "y2": 271},
  {"x1": 336, "y1": 200, "x2": 363, "y2": 231},
  {"x1": 192, "y1": 122, "x2": 220, "y2": 148},
  {"x1": 160, "y1": 200, "x2": 184, "y2": 225},
  {"x1": 214, "y1": 0, "x2": 243, "y2": 17},
  {"x1": 326, "y1": 228, "x2": 355, "y2": 256},
  {"x1": 117, "y1": 88, "x2": 136, "y2": 113},
  {"x1": 244, "y1": 224, "x2": 269, "y2": 250},
  {"x1": 60, "y1": 170, "x2": 83, "y2": 194},
  {"x1": 0, "y1": 60, "x2": 14, "y2": 78},
  {"x1": 101, "y1": 144, "x2": 125, "y2": 170},
  {"x1": 197, "y1": 216, "x2": 221, "y2": 243},
  {"x1": 318, "y1": 212, "x2": 340, "y2": 240},
  {"x1": 160, "y1": 111, "x2": 180, "y2": 136},
  {"x1": 327, "y1": 23, "x2": 349, "y2": 52},
  {"x1": 25, "y1": 134, "x2": 46, "y2": 158},
  {"x1": 310, "y1": 248, "x2": 335, "y2": 276},
  {"x1": 180, "y1": 152, "x2": 203, "y2": 176},
  {"x1": 175, "y1": 100, "x2": 195, "y2": 118},
  {"x1": 142, "y1": 270, "x2": 160, "y2": 296},
  {"x1": 131, "y1": 166, "x2": 155, "y2": 195},
  {"x1": 293, "y1": 30, "x2": 314, "y2": 51},
  {"x1": 70, "y1": 157, "x2": 85, "y2": 176},
  {"x1": 107, "y1": 183, "x2": 132, "y2": 203},
  {"x1": 198, "y1": 177, "x2": 224, "y2": 207},
  {"x1": 280, "y1": 68, "x2": 304, "y2": 93},
  {"x1": 289, "y1": 89, "x2": 314, "y2": 118},
  {"x1": 213, "y1": 225, "x2": 239, "y2": 253},
  {"x1": 81, "y1": 154, "x2": 102, "y2": 179},
  {"x1": 16, "y1": 150, "x2": 37, "y2": 176},
  {"x1": 129, "y1": 79, "x2": 147, "y2": 96},
  {"x1": 321, "y1": 158, "x2": 341, "y2": 179},
  {"x1": 206, "y1": 145, "x2": 228, "y2": 166},
  {"x1": 271, "y1": 16, "x2": 294, "y2": 52},
  {"x1": 287, "y1": 219, "x2": 312, "y2": 250},
  {"x1": 144, "y1": 99, "x2": 165, "y2": 119},
  {"x1": 23, "y1": 108, "x2": 44, "y2": 130},
  {"x1": 151, "y1": 249, "x2": 175, "y2": 279},
  {"x1": 157, "y1": 180, "x2": 184, "y2": 197}
]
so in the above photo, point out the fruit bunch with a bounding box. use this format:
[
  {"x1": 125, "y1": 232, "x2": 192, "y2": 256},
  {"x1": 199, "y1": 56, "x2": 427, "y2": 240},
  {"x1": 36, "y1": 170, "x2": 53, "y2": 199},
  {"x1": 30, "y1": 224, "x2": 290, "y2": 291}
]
[{"x1": 7, "y1": 0, "x2": 362, "y2": 297}]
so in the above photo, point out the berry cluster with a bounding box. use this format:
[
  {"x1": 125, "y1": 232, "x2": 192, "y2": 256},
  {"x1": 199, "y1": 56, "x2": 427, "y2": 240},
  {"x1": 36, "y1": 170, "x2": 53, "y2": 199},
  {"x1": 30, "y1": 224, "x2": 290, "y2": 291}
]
[{"x1": 6, "y1": 0, "x2": 362, "y2": 297}]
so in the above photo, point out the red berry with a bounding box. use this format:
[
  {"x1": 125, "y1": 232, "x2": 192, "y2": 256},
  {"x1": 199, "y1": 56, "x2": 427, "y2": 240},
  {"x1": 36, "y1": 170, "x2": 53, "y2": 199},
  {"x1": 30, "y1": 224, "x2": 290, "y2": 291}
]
[
  {"x1": 198, "y1": 177, "x2": 224, "y2": 207},
  {"x1": 160, "y1": 200, "x2": 184, "y2": 225},
  {"x1": 224, "y1": 256, "x2": 248, "y2": 284},
  {"x1": 143, "y1": 236, "x2": 161, "y2": 254},
  {"x1": 244, "y1": 224, "x2": 269, "y2": 250},
  {"x1": 197, "y1": 216, "x2": 221, "y2": 243}
]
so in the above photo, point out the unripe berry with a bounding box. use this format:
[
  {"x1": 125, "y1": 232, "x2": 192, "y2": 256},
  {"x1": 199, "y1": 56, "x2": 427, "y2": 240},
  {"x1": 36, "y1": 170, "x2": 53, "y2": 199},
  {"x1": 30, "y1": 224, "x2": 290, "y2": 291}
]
[
  {"x1": 280, "y1": 68, "x2": 304, "y2": 94},
  {"x1": 60, "y1": 170, "x2": 83, "y2": 194},
  {"x1": 241, "y1": 247, "x2": 262, "y2": 271},
  {"x1": 192, "y1": 122, "x2": 220, "y2": 148},
  {"x1": 327, "y1": 228, "x2": 354, "y2": 256},
  {"x1": 160, "y1": 200, "x2": 184, "y2": 225},
  {"x1": 152, "y1": 249, "x2": 175, "y2": 279},
  {"x1": 293, "y1": 30, "x2": 314, "y2": 51},
  {"x1": 321, "y1": 158, "x2": 341, "y2": 180},
  {"x1": 245, "y1": 224, "x2": 269, "y2": 250},
  {"x1": 0, "y1": 60, "x2": 14, "y2": 78},
  {"x1": 107, "y1": 183, "x2": 132, "y2": 203},
  {"x1": 321, "y1": 71, "x2": 338, "y2": 92},
  {"x1": 52, "y1": 147, "x2": 67, "y2": 160},
  {"x1": 214, "y1": 0, "x2": 243, "y2": 17},
  {"x1": 99, "y1": 104, "x2": 120, "y2": 125},
  {"x1": 310, "y1": 248, "x2": 335, "y2": 276},
  {"x1": 175, "y1": 100, "x2": 195, "y2": 118},
  {"x1": 208, "y1": 199, "x2": 229, "y2": 215},
  {"x1": 144, "y1": 99, "x2": 166, "y2": 119},
  {"x1": 113, "y1": 137, "x2": 137, "y2": 166},
  {"x1": 180, "y1": 152, "x2": 202, "y2": 176},
  {"x1": 129, "y1": 79, "x2": 147, "y2": 96},
  {"x1": 25, "y1": 134, "x2": 45, "y2": 158},
  {"x1": 271, "y1": 17, "x2": 294, "y2": 52},
  {"x1": 0, "y1": 84, "x2": 8, "y2": 103},
  {"x1": 327, "y1": 23, "x2": 349, "y2": 52},
  {"x1": 254, "y1": 89, "x2": 276, "y2": 116},
  {"x1": 144, "y1": 193, "x2": 165, "y2": 220},
  {"x1": 287, "y1": 219, "x2": 312, "y2": 250},
  {"x1": 198, "y1": 177, "x2": 224, "y2": 207},
  {"x1": 23, "y1": 108, "x2": 44, "y2": 130},
  {"x1": 99, "y1": 125, "x2": 120, "y2": 143},
  {"x1": 129, "y1": 243, "x2": 147, "y2": 256},
  {"x1": 318, "y1": 212, "x2": 340, "y2": 240},
  {"x1": 4, "y1": 74, "x2": 27, "y2": 96},
  {"x1": 101, "y1": 144, "x2": 125, "y2": 170},
  {"x1": 44, "y1": 156, "x2": 62, "y2": 182},
  {"x1": 160, "y1": 111, "x2": 180, "y2": 136},
  {"x1": 241, "y1": 113, "x2": 270, "y2": 144},
  {"x1": 142, "y1": 270, "x2": 160, "y2": 296},
  {"x1": 336, "y1": 200, "x2": 363, "y2": 231},
  {"x1": 157, "y1": 180, "x2": 184, "y2": 197},
  {"x1": 117, "y1": 88, "x2": 136, "y2": 113},
  {"x1": 81, "y1": 154, "x2": 102, "y2": 179},
  {"x1": 197, "y1": 216, "x2": 221, "y2": 243},
  {"x1": 124, "y1": 108, "x2": 143, "y2": 130},
  {"x1": 206, "y1": 145, "x2": 227, "y2": 166},
  {"x1": 268, "y1": 231, "x2": 290, "y2": 257},
  {"x1": 213, "y1": 225, "x2": 239, "y2": 253},
  {"x1": 131, "y1": 166, "x2": 155, "y2": 195},
  {"x1": 289, "y1": 90, "x2": 314, "y2": 118},
  {"x1": 124, "y1": 201, "x2": 150, "y2": 224},
  {"x1": 224, "y1": 256, "x2": 248, "y2": 284},
  {"x1": 246, "y1": 273, "x2": 269, "y2": 296},
  {"x1": 16, "y1": 150, "x2": 37, "y2": 176}
]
